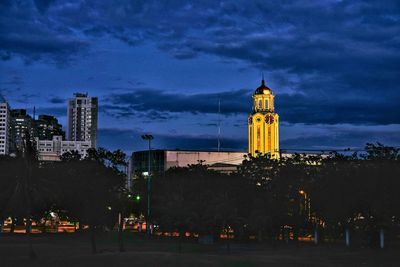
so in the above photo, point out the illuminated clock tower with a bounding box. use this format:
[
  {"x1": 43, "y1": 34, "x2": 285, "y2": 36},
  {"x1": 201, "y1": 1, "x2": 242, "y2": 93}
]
[{"x1": 248, "y1": 78, "x2": 279, "y2": 158}]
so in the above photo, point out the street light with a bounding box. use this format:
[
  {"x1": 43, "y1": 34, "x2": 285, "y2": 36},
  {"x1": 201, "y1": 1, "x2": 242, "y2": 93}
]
[
  {"x1": 299, "y1": 189, "x2": 311, "y2": 221},
  {"x1": 141, "y1": 134, "x2": 153, "y2": 235}
]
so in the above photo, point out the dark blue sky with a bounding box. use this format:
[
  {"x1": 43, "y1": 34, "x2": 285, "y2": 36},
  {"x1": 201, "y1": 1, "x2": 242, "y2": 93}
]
[{"x1": 1, "y1": 0, "x2": 399, "y2": 153}]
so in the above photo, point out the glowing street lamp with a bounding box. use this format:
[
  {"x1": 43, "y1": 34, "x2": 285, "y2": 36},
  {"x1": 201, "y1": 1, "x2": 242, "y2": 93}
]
[{"x1": 299, "y1": 189, "x2": 311, "y2": 221}]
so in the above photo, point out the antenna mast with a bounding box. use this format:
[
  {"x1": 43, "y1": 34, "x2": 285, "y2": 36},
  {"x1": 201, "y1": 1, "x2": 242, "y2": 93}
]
[{"x1": 217, "y1": 97, "x2": 221, "y2": 152}]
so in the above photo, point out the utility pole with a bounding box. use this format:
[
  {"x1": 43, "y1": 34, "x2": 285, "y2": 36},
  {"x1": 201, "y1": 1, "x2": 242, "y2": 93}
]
[
  {"x1": 141, "y1": 134, "x2": 154, "y2": 235},
  {"x1": 218, "y1": 97, "x2": 221, "y2": 152}
]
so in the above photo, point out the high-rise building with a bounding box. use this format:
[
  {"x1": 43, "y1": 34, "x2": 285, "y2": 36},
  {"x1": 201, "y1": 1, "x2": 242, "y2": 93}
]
[
  {"x1": 10, "y1": 109, "x2": 34, "y2": 152},
  {"x1": 0, "y1": 95, "x2": 11, "y2": 155},
  {"x1": 248, "y1": 78, "x2": 279, "y2": 158},
  {"x1": 35, "y1": 114, "x2": 65, "y2": 140},
  {"x1": 67, "y1": 93, "x2": 98, "y2": 148}
]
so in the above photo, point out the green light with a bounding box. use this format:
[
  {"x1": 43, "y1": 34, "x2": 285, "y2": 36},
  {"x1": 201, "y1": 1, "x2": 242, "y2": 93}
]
[{"x1": 136, "y1": 195, "x2": 141, "y2": 201}]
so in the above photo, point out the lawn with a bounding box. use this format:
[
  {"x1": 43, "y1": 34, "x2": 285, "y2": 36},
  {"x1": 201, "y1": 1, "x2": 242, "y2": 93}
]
[{"x1": 0, "y1": 233, "x2": 399, "y2": 267}]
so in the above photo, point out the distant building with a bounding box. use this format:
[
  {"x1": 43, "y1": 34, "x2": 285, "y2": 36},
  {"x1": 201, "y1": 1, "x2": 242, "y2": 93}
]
[
  {"x1": 10, "y1": 109, "x2": 34, "y2": 151},
  {"x1": 35, "y1": 114, "x2": 65, "y2": 140},
  {"x1": 35, "y1": 135, "x2": 91, "y2": 161},
  {"x1": 67, "y1": 93, "x2": 98, "y2": 148},
  {"x1": 130, "y1": 149, "x2": 248, "y2": 175},
  {"x1": 0, "y1": 95, "x2": 11, "y2": 155},
  {"x1": 129, "y1": 149, "x2": 298, "y2": 177}
]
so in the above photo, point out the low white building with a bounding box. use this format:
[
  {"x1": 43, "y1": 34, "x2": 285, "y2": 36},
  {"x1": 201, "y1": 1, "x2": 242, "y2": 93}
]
[
  {"x1": 36, "y1": 135, "x2": 92, "y2": 161},
  {"x1": 130, "y1": 149, "x2": 249, "y2": 175}
]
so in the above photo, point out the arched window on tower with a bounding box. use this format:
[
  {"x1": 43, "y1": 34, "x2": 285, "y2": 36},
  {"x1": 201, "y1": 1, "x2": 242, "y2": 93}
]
[
  {"x1": 258, "y1": 100, "x2": 262, "y2": 110},
  {"x1": 265, "y1": 99, "x2": 269, "y2": 110}
]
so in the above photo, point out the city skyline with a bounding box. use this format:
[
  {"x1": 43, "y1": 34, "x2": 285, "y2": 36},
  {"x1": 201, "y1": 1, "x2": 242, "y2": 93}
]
[{"x1": 1, "y1": 1, "x2": 399, "y2": 154}]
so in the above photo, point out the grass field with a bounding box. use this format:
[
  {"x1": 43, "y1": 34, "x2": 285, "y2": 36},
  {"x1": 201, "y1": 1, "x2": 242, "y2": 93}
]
[{"x1": 0, "y1": 233, "x2": 399, "y2": 266}]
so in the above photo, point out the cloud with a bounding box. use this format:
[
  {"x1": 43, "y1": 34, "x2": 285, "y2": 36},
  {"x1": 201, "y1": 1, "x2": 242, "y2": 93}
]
[
  {"x1": 98, "y1": 128, "x2": 247, "y2": 153},
  {"x1": 1, "y1": 76, "x2": 23, "y2": 86},
  {"x1": 105, "y1": 88, "x2": 251, "y2": 116},
  {"x1": 277, "y1": 93, "x2": 400, "y2": 125},
  {"x1": 2, "y1": 0, "x2": 400, "y2": 149},
  {"x1": 2, "y1": 1, "x2": 399, "y2": 104},
  {"x1": 14, "y1": 93, "x2": 40, "y2": 104},
  {"x1": 281, "y1": 124, "x2": 400, "y2": 150},
  {"x1": 98, "y1": 124, "x2": 400, "y2": 154},
  {"x1": 104, "y1": 87, "x2": 400, "y2": 125},
  {"x1": 0, "y1": 0, "x2": 89, "y2": 63},
  {"x1": 33, "y1": 0, "x2": 56, "y2": 13},
  {"x1": 48, "y1": 96, "x2": 65, "y2": 104}
]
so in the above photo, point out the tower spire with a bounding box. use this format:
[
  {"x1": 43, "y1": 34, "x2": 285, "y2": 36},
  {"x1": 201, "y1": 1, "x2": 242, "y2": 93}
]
[
  {"x1": 217, "y1": 96, "x2": 221, "y2": 152},
  {"x1": 261, "y1": 72, "x2": 265, "y2": 86}
]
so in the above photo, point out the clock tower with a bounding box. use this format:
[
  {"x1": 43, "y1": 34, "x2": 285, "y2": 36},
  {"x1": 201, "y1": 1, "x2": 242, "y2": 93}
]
[{"x1": 248, "y1": 78, "x2": 279, "y2": 158}]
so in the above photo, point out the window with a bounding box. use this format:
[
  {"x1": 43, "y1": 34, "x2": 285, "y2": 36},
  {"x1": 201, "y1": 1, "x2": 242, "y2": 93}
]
[
  {"x1": 258, "y1": 100, "x2": 262, "y2": 109},
  {"x1": 265, "y1": 99, "x2": 269, "y2": 109}
]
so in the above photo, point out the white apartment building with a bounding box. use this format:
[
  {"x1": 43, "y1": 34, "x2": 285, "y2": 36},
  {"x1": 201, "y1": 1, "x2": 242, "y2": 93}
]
[
  {"x1": 0, "y1": 96, "x2": 11, "y2": 155},
  {"x1": 36, "y1": 135, "x2": 91, "y2": 161},
  {"x1": 67, "y1": 93, "x2": 98, "y2": 148}
]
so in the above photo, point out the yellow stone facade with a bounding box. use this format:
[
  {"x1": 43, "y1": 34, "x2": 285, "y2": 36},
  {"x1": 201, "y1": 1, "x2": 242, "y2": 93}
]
[{"x1": 248, "y1": 79, "x2": 279, "y2": 158}]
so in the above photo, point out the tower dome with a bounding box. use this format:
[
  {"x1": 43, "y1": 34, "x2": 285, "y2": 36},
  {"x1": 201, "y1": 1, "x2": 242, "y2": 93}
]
[{"x1": 254, "y1": 78, "x2": 272, "y2": 95}]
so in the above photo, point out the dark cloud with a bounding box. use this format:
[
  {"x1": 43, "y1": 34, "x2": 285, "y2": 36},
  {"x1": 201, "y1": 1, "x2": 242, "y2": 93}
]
[
  {"x1": 1, "y1": 1, "x2": 399, "y2": 102},
  {"x1": 2, "y1": 0, "x2": 400, "y2": 150},
  {"x1": 105, "y1": 87, "x2": 400, "y2": 125},
  {"x1": 281, "y1": 126, "x2": 400, "y2": 151},
  {"x1": 105, "y1": 88, "x2": 251, "y2": 116},
  {"x1": 48, "y1": 96, "x2": 65, "y2": 104},
  {"x1": 277, "y1": 93, "x2": 400, "y2": 125},
  {"x1": 33, "y1": 0, "x2": 55, "y2": 13},
  {"x1": 0, "y1": 88, "x2": 20, "y2": 97},
  {"x1": 0, "y1": 0, "x2": 89, "y2": 63},
  {"x1": 100, "y1": 104, "x2": 177, "y2": 122},
  {"x1": 99, "y1": 125, "x2": 400, "y2": 154},
  {"x1": 98, "y1": 128, "x2": 247, "y2": 153},
  {"x1": 14, "y1": 93, "x2": 40, "y2": 104},
  {"x1": 1, "y1": 76, "x2": 23, "y2": 86}
]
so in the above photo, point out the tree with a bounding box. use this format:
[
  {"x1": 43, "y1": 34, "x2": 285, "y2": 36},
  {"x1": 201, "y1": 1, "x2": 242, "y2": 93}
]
[
  {"x1": 53, "y1": 155, "x2": 125, "y2": 253},
  {"x1": 152, "y1": 163, "x2": 250, "y2": 250},
  {"x1": 85, "y1": 148, "x2": 128, "y2": 252},
  {"x1": 0, "y1": 130, "x2": 44, "y2": 259}
]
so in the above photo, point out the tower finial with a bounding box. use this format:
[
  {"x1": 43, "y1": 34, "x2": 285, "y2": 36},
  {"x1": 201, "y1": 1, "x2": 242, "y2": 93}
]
[{"x1": 261, "y1": 72, "x2": 265, "y2": 86}]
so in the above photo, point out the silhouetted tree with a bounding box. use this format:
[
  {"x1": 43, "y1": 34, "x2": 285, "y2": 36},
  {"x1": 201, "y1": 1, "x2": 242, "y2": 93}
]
[
  {"x1": 53, "y1": 152, "x2": 125, "y2": 253},
  {"x1": 152, "y1": 163, "x2": 250, "y2": 250}
]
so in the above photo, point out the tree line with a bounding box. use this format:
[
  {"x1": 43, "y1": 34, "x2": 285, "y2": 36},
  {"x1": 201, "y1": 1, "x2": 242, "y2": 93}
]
[
  {"x1": 0, "y1": 139, "x2": 399, "y2": 259},
  {"x1": 0, "y1": 134, "x2": 131, "y2": 256},
  {"x1": 150, "y1": 143, "x2": 400, "y2": 248}
]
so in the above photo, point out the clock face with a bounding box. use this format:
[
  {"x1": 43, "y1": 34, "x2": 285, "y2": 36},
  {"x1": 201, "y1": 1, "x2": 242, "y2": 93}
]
[{"x1": 265, "y1": 114, "x2": 274, "y2": 124}]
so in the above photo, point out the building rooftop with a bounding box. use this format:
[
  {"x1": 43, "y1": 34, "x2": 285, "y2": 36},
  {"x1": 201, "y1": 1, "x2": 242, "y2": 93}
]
[
  {"x1": 132, "y1": 149, "x2": 247, "y2": 154},
  {"x1": 73, "y1": 92, "x2": 88, "y2": 97}
]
